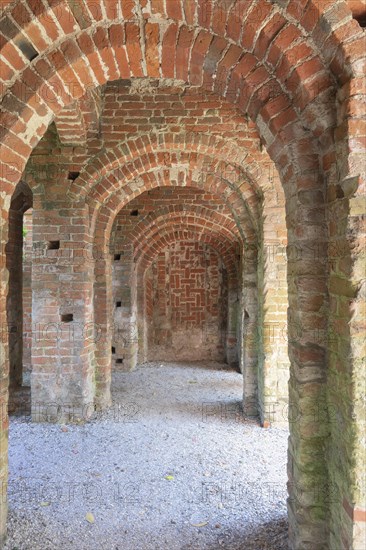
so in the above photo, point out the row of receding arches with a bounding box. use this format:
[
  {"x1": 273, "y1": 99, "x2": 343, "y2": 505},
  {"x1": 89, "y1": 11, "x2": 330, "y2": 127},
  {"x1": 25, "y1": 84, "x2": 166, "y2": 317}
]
[
  {"x1": 109, "y1": 187, "x2": 243, "y2": 369},
  {"x1": 0, "y1": 2, "x2": 365, "y2": 549},
  {"x1": 6, "y1": 126, "x2": 287, "y2": 419}
]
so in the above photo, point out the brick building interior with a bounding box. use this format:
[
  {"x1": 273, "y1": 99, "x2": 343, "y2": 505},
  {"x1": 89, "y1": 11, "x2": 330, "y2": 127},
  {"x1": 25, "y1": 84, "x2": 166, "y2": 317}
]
[{"x1": 0, "y1": 1, "x2": 365, "y2": 549}]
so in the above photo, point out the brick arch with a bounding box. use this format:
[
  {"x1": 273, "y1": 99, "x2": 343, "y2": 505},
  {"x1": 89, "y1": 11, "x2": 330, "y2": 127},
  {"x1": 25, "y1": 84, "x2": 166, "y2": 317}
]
[
  {"x1": 1, "y1": 0, "x2": 362, "y2": 196},
  {"x1": 76, "y1": 131, "x2": 275, "y2": 242},
  {"x1": 110, "y1": 203, "x2": 242, "y2": 284},
  {"x1": 94, "y1": 216, "x2": 241, "y2": 407},
  {"x1": 0, "y1": 0, "x2": 359, "y2": 118},
  {"x1": 86, "y1": 152, "x2": 261, "y2": 233},
  {"x1": 7, "y1": 180, "x2": 33, "y2": 213},
  {"x1": 0, "y1": 6, "x2": 361, "y2": 391},
  {"x1": 0, "y1": 1, "x2": 360, "y2": 73},
  {"x1": 1, "y1": 3, "x2": 352, "y2": 189},
  {"x1": 134, "y1": 220, "x2": 240, "y2": 281},
  {"x1": 92, "y1": 169, "x2": 257, "y2": 257},
  {"x1": 92, "y1": 179, "x2": 246, "y2": 410},
  {"x1": 69, "y1": 132, "x2": 272, "y2": 201},
  {"x1": 115, "y1": 204, "x2": 243, "y2": 252},
  {"x1": 136, "y1": 227, "x2": 239, "y2": 284}
]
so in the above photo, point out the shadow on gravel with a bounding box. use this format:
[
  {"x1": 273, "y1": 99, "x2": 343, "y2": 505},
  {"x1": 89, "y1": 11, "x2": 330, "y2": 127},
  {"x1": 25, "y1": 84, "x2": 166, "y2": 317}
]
[
  {"x1": 178, "y1": 518, "x2": 288, "y2": 550},
  {"x1": 238, "y1": 518, "x2": 288, "y2": 549}
]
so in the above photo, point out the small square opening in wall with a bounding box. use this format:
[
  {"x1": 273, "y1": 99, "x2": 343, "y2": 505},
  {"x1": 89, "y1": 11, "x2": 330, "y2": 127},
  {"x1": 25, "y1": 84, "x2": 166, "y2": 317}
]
[
  {"x1": 116, "y1": 301, "x2": 122, "y2": 308},
  {"x1": 116, "y1": 358, "x2": 123, "y2": 364},
  {"x1": 114, "y1": 254, "x2": 121, "y2": 261},
  {"x1": 130, "y1": 209, "x2": 139, "y2": 216},
  {"x1": 48, "y1": 240, "x2": 60, "y2": 250},
  {"x1": 68, "y1": 171, "x2": 80, "y2": 181},
  {"x1": 111, "y1": 347, "x2": 116, "y2": 354},
  {"x1": 61, "y1": 314, "x2": 73, "y2": 323}
]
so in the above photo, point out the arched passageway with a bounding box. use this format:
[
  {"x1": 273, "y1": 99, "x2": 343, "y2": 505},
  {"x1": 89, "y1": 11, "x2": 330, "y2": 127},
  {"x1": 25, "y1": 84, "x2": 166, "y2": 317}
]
[
  {"x1": 5, "y1": 182, "x2": 33, "y2": 414},
  {"x1": 109, "y1": 186, "x2": 242, "y2": 370},
  {"x1": 0, "y1": 2, "x2": 365, "y2": 549}
]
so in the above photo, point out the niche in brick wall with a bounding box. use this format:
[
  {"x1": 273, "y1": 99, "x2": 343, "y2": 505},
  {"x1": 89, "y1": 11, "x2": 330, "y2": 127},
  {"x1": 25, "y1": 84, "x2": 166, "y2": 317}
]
[
  {"x1": 68, "y1": 171, "x2": 80, "y2": 181},
  {"x1": 144, "y1": 241, "x2": 228, "y2": 362},
  {"x1": 61, "y1": 314, "x2": 73, "y2": 323},
  {"x1": 48, "y1": 240, "x2": 60, "y2": 250}
]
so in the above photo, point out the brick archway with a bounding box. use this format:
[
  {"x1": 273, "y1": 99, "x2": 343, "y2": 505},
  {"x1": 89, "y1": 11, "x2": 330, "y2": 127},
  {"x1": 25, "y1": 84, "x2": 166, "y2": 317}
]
[
  {"x1": 91, "y1": 163, "x2": 259, "y2": 246},
  {"x1": 0, "y1": 2, "x2": 365, "y2": 548},
  {"x1": 135, "y1": 228, "x2": 239, "y2": 366},
  {"x1": 125, "y1": 208, "x2": 242, "y2": 259},
  {"x1": 68, "y1": 132, "x2": 268, "y2": 200},
  {"x1": 93, "y1": 182, "x2": 245, "y2": 399},
  {"x1": 135, "y1": 224, "x2": 239, "y2": 279},
  {"x1": 5, "y1": 181, "x2": 33, "y2": 390}
]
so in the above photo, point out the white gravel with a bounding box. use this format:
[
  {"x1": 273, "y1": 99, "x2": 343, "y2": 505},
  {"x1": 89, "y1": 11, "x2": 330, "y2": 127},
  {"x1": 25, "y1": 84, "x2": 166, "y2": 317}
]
[{"x1": 4, "y1": 361, "x2": 289, "y2": 549}]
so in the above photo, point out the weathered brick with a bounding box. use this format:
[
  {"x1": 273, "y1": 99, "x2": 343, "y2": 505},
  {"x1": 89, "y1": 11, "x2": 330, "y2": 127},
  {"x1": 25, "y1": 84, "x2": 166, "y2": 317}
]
[{"x1": 0, "y1": 5, "x2": 365, "y2": 550}]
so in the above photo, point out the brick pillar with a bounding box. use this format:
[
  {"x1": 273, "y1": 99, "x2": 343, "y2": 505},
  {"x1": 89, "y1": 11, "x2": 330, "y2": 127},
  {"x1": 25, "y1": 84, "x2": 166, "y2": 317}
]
[
  {"x1": 93, "y1": 249, "x2": 112, "y2": 409},
  {"x1": 112, "y1": 243, "x2": 138, "y2": 371},
  {"x1": 326, "y1": 82, "x2": 366, "y2": 550},
  {"x1": 333, "y1": 199, "x2": 366, "y2": 550},
  {"x1": 258, "y1": 204, "x2": 289, "y2": 428},
  {"x1": 137, "y1": 267, "x2": 149, "y2": 364},
  {"x1": 22, "y1": 210, "x2": 33, "y2": 386},
  {"x1": 31, "y1": 197, "x2": 96, "y2": 422},
  {"x1": 241, "y1": 244, "x2": 259, "y2": 417},
  {"x1": 226, "y1": 286, "x2": 240, "y2": 367},
  {"x1": 0, "y1": 202, "x2": 10, "y2": 546},
  {"x1": 286, "y1": 186, "x2": 330, "y2": 549}
]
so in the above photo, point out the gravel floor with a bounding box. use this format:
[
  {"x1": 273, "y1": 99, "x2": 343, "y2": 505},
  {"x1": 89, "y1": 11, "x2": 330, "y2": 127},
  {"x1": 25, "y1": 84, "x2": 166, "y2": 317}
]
[{"x1": 4, "y1": 361, "x2": 289, "y2": 549}]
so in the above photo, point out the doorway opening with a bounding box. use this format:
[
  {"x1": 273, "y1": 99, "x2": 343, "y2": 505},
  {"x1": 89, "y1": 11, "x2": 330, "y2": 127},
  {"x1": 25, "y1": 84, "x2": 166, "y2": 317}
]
[{"x1": 6, "y1": 182, "x2": 33, "y2": 416}]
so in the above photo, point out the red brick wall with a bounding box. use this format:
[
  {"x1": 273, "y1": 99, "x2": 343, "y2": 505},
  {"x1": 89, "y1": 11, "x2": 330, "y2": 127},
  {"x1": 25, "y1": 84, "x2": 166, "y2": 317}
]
[
  {"x1": 146, "y1": 241, "x2": 227, "y2": 362},
  {"x1": 101, "y1": 80, "x2": 259, "y2": 149}
]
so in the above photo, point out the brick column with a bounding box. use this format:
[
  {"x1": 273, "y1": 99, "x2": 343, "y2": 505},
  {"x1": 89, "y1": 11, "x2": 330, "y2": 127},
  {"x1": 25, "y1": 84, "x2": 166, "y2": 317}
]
[
  {"x1": 226, "y1": 286, "x2": 240, "y2": 367},
  {"x1": 0, "y1": 202, "x2": 10, "y2": 546},
  {"x1": 31, "y1": 196, "x2": 96, "y2": 422},
  {"x1": 93, "y1": 249, "x2": 113, "y2": 409},
  {"x1": 326, "y1": 81, "x2": 366, "y2": 550},
  {"x1": 22, "y1": 210, "x2": 33, "y2": 385},
  {"x1": 241, "y1": 245, "x2": 259, "y2": 417},
  {"x1": 258, "y1": 204, "x2": 289, "y2": 428},
  {"x1": 137, "y1": 267, "x2": 149, "y2": 364},
  {"x1": 286, "y1": 184, "x2": 330, "y2": 549},
  {"x1": 111, "y1": 243, "x2": 138, "y2": 372}
]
